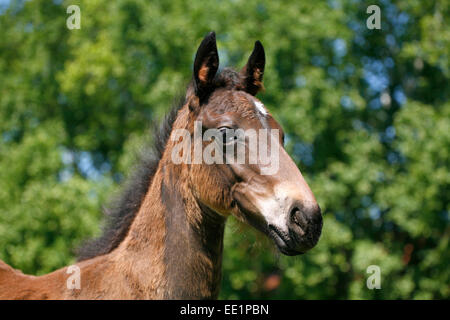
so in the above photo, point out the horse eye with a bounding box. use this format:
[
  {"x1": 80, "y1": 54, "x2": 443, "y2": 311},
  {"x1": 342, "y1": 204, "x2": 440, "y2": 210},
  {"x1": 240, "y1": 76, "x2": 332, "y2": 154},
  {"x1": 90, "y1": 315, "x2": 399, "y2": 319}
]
[{"x1": 218, "y1": 127, "x2": 236, "y2": 144}]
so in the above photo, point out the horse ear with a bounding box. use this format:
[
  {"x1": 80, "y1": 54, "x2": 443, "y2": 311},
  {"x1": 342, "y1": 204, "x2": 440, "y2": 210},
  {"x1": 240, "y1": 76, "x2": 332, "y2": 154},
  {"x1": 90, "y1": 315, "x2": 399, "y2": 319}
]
[
  {"x1": 193, "y1": 31, "x2": 219, "y2": 98},
  {"x1": 240, "y1": 41, "x2": 265, "y2": 95}
]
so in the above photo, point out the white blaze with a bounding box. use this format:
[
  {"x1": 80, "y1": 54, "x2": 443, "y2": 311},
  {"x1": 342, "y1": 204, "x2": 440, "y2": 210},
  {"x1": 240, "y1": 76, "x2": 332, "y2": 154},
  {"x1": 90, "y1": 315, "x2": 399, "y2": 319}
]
[{"x1": 253, "y1": 182, "x2": 297, "y2": 233}]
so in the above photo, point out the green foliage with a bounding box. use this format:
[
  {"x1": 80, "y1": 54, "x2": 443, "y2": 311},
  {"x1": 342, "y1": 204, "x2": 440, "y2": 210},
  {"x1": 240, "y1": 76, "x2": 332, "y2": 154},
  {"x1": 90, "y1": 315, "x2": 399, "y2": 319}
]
[{"x1": 0, "y1": 0, "x2": 448, "y2": 298}]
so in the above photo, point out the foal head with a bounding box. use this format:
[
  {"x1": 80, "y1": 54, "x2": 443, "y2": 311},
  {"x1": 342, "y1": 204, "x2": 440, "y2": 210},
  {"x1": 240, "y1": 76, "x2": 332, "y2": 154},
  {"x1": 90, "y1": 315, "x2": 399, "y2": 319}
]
[{"x1": 167, "y1": 32, "x2": 322, "y2": 255}]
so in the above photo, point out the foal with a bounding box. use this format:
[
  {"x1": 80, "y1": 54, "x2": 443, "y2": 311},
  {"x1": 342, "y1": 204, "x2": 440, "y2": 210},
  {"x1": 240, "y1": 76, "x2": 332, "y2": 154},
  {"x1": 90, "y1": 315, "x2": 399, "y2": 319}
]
[{"x1": 0, "y1": 32, "x2": 322, "y2": 299}]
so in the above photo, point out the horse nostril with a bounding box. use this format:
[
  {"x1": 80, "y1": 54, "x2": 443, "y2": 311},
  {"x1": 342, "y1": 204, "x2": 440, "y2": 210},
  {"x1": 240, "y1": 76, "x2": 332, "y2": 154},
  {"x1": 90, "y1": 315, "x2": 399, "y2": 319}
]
[
  {"x1": 290, "y1": 204, "x2": 322, "y2": 229},
  {"x1": 290, "y1": 206, "x2": 307, "y2": 230},
  {"x1": 288, "y1": 204, "x2": 323, "y2": 251}
]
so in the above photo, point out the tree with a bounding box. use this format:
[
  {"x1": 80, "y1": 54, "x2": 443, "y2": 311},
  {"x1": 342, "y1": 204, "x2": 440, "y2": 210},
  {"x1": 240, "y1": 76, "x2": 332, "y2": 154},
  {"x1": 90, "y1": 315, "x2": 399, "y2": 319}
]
[{"x1": 0, "y1": 0, "x2": 448, "y2": 298}]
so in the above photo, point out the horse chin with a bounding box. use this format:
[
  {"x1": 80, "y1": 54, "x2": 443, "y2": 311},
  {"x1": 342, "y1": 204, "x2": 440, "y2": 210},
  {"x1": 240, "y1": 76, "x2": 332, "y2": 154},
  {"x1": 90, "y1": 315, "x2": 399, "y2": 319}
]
[
  {"x1": 279, "y1": 247, "x2": 305, "y2": 256},
  {"x1": 268, "y1": 226, "x2": 306, "y2": 256},
  {"x1": 274, "y1": 241, "x2": 306, "y2": 256}
]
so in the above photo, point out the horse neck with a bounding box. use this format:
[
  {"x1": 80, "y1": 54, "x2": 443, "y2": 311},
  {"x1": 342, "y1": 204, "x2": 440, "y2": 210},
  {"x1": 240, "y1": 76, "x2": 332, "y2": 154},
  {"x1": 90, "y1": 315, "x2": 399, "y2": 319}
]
[{"x1": 113, "y1": 155, "x2": 226, "y2": 299}]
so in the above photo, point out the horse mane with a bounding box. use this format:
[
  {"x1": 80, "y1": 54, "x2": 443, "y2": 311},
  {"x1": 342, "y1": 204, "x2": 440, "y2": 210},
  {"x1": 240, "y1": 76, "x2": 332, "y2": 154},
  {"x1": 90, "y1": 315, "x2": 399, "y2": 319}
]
[
  {"x1": 76, "y1": 68, "x2": 243, "y2": 261},
  {"x1": 76, "y1": 96, "x2": 185, "y2": 261}
]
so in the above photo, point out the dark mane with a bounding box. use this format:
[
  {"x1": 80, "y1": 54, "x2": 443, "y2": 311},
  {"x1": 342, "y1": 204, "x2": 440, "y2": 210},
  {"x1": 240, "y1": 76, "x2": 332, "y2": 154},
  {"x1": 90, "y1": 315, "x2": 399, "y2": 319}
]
[
  {"x1": 76, "y1": 96, "x2": 185, "y2": 261},
  {"x1": 77, "y1": 69, "x2": 242, "y2": 261}
]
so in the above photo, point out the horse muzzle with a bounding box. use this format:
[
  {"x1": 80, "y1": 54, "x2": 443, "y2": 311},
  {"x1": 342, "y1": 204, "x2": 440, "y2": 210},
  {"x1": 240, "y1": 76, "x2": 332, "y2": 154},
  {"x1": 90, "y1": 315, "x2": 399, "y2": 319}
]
[{"x1": 268, "y1": 203, "x2": 323, "y2": 256}]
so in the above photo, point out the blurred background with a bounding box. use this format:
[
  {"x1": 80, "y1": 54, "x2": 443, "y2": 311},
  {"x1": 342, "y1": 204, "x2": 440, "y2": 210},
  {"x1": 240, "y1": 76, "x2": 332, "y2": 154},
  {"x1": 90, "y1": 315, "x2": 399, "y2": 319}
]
[{"x1": 0, "y1": 0, "x2": 448, "y2": 299}]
